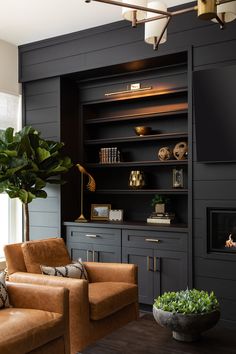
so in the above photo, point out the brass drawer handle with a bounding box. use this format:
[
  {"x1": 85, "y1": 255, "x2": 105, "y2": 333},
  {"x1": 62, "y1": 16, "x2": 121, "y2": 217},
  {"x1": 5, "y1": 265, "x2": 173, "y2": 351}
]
[
  {"x1": 147, "y1": 256, "x2": 151, "y2": 271},
  {"x1": 145, "y1": 238, "x2": 160, "y2": 243},
  {"x1": 154, "y1": 257, "x2": 157, "y2": 272},
  {"x1": 85, "y1": 234, "x2": 97, "y2": 238}
]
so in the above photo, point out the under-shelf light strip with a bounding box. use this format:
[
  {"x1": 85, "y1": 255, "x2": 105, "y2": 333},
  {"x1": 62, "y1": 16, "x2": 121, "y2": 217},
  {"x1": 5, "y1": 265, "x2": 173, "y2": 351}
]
[{"x1": 105, "y1": 86, "x2": 152, "y2": 96}]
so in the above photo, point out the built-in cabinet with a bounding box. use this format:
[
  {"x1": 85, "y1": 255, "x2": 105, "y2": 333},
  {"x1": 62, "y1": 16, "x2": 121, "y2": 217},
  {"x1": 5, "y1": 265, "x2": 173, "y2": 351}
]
[{"x1": 65, "y1": 222, "x2": 188, "y2": 305}]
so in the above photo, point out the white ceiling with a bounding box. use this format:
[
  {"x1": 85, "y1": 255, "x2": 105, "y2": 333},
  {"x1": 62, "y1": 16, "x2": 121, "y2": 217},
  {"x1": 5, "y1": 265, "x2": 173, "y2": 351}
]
[{"x1": 0, "y1": 0, "x2": 190, "y2": 46}]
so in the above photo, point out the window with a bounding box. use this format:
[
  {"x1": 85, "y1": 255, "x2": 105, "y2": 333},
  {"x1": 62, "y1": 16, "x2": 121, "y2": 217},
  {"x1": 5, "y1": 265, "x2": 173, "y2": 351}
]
[{"x1": 0, "y1": 92, "x2": 22, "y2": 257}]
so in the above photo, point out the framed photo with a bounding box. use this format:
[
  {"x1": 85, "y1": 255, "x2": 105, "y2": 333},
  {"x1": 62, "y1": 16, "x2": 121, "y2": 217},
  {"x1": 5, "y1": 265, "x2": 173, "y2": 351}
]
[
  {"x1": 172, "y1": 168, "x2": 184, "y2": 188},
  {"x1": 91, "y1": 204, "x2": 111, "y2": 221},
  {"x1": 109, "y1": 209, "x2": 123, "y2": 222}
]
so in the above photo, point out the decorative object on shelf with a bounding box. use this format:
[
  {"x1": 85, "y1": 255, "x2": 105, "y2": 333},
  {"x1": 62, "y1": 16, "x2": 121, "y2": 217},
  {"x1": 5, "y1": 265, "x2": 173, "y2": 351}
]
[
  {"x1": 158, "y1": 146, "x2": 172, "y2": 161},
  {"x1": 91, "y1": 204, "x2": 111, "y2": 220},
  {"x1": 99, "y1": 147, "x2": 121, "y2": 164},
  {"x1": 225, "y1": 233, "x2": 236, "y2": 248},
  {"x1": 151, "y1": 194, "x2": 170, "y2": 214},
  {"x1": 129, "y1": 170, "x2": 145, "y2": 189},
  {"x1": 173, "y1": 141, "x2": 188, "y2": 160},
  {"x1": 153, "y1": 289, "x2": 220, "y2": 342},
  {"x1": 109, "y1": 209, "x2": 124, "y2": 222},
  {"x1": 85, "y1": 0, "x2": 236, "y2": 50},
  {"x1": 147, "y1": 211, "x2": 175, "y2": 224},
  {"x1": 172, "y1": 168, "x2": 184, "y2": 188},
  {"x1": 75, "y1": 164, "x2": 96, "y2": 223},
  {"x1": 134, "y1": 126, "x2": 152, "y2": 136}
]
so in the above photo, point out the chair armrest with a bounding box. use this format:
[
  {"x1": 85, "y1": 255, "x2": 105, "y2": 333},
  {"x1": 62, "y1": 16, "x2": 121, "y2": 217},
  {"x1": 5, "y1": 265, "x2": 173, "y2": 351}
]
[
  {"x1": 7, "y1": 282, "x2": 68, "y2": 315},
  {"x1": 84, "y1": 262, "x2": 138, "y2": 284}
]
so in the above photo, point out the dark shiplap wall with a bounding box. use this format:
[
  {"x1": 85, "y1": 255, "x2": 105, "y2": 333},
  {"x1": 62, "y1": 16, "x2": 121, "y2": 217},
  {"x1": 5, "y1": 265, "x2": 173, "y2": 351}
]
[
  {"x1": 19, "y1": 2, "x2": 236, "y2": 325},
  {"x1": 23, "y1": 77, "x2": 61, "y2": 240}
]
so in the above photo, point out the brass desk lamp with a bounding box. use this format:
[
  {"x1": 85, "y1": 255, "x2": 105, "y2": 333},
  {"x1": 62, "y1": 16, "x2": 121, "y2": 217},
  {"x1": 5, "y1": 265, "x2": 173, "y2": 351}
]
[{"x1": 75, "y1": 164, "x2": 96, "y2": 222}]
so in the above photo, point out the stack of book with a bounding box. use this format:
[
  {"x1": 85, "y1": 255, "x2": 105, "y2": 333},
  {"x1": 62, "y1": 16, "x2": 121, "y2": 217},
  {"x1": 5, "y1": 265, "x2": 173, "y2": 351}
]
[{"x1": 147, "y1": 212, "x2": 176, "y2": 224}]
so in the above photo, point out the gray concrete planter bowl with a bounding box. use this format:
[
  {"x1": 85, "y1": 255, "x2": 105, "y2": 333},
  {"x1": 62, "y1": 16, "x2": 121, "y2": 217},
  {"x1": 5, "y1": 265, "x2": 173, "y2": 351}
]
[{"x1": 153, "y1": 306, "x2": 220, "y2": 342}]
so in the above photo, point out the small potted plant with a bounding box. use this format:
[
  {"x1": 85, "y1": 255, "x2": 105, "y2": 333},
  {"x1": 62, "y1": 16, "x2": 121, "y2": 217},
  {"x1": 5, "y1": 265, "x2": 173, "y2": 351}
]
[
  {"x1": 153, "y1": 289, "x2": 220, "y2": 342},
  {"x1": 151, "y1": 194, "x2": 170, "y2": 214}
]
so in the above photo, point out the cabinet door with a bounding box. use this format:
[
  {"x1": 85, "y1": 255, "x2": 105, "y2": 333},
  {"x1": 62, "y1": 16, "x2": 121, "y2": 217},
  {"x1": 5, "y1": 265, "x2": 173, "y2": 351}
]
[
  {"x1": 153, "y1": 250, "x2": 188, "y2": 299},
  {"x1": 93, "y1": 245, "x2": 121, "y2": 263},
  {"x1": 122, "y1": 247, "x2": 154, "y2": 305},
  {"x1": 67, "y1": 242, "x2": 93, "y2": 262}
]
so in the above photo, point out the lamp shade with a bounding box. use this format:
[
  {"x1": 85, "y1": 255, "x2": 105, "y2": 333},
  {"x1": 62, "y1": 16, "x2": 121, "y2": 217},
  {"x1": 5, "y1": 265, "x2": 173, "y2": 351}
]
[
  {"x1": 145, "y1": 1, "x2": 168, "y2": 45},
  {"x1": 212, "y1": 0, "x2": 236, "y2": 23},
  {"x1": 122, "y1": 0, "x2": 147, "y2": 21}
]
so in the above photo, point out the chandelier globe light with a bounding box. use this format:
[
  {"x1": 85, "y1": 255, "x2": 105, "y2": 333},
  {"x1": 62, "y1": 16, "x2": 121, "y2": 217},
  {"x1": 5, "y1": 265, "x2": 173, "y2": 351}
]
[
  {"x1": 145, "y1": 1, "x2": 168, "y2": 49},
  {"x1": 212, "y1": 0, "x2": 236, "y2": 23},
  {"x1": 122, "y1": 0, "x2": 147, "y2": 21}
]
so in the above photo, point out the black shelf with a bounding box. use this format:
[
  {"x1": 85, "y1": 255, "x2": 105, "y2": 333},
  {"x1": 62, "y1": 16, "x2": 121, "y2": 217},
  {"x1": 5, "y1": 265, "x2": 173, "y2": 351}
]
[
  {"x1": 85, "y1": 108, "x2": 188, "y2": 125},
  {"x1": 90, "y1": 189, "x2": 188, "y2": 195},
  {"x1": 87, "y1": 160, "x2": 188, "y2": 168},
  {"x1": 85, "y1": 132, "x2": 188, "y2": 146}
]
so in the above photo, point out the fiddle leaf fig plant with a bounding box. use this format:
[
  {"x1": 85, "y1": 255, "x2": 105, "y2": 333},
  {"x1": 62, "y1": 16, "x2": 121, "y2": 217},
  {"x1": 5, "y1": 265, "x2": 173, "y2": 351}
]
[
  {"x1": 154, "y1": 289, "x2": 220, "y2": 315},
  {"x1": 0, "y1": 126, "x2": 72, "y2": 241}
]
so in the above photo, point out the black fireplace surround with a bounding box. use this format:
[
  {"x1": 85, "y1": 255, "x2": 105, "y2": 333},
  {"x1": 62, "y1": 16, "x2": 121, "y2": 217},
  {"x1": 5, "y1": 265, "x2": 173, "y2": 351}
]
[{"x1": 207, "y1": 208, "x2": 236, "y2": 253}]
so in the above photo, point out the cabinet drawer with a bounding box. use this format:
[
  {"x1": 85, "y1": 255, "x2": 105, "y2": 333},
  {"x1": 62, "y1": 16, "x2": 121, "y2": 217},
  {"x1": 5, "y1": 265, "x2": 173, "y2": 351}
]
[
  {"x1": 122, "y1": 229, "x2": 187, "y2": 252},
  {"x1": 66, "y1": 226, "x2": 121, "y2": 246}
]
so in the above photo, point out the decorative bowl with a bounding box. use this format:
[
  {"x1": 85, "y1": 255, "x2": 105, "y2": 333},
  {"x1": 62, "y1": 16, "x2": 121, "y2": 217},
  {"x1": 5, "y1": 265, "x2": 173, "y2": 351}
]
[
  {"x1": 134, "y1": 126, "x2": 152, "y2": 136},
  {"x1": 153, "y1": 306, "x2": 220, "y2": 342}
]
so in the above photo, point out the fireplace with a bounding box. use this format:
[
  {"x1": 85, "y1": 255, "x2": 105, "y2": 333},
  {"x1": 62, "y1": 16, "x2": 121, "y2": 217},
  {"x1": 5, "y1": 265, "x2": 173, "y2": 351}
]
[{"x1": 207, "y1": 208, "x2": 236, "y2": 253}]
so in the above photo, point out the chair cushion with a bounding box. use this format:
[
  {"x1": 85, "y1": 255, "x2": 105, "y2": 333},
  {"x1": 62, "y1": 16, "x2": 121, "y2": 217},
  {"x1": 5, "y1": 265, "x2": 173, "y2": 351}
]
[
  {"x1": 21, "y1": 238, "x2": 71, "y2": 274},
  {"x1": 0, "y1": 308, "x2": 63, "y2": 354},
  {"x1": 40, "y1": 260, "x2": 88, "y2": 280},
  {"x1": 0, "y1": 271, "x2": 9, "y2": 309},
  {"x1": 89, "y1": 282, "x2": 138, "y2": 320}
]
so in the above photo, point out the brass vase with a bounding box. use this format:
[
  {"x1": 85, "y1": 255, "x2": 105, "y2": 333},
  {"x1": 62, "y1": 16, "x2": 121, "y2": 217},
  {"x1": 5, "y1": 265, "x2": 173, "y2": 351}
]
[{"x1": 129, "y1": 170, "x2": 145, "y2": 189}]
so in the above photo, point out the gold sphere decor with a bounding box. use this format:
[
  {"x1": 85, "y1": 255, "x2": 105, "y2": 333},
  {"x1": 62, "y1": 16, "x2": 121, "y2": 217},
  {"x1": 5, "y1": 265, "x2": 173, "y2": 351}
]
[
  {"x1": 173, "y1": 142, "x2": 188, "y2": 160},
  {"x1": 158, "y1": 146, "x2": 172, "y2": 161}
]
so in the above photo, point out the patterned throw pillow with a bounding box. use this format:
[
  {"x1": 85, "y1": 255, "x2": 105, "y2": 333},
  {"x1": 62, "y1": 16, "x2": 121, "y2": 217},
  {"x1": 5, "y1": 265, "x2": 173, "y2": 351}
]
[
  {"x1": 0, "y1": 271, "x2": 9, "y2": 309},
  {"x1": 40, "y1": 259, "x2": 88, "y2": 280}
]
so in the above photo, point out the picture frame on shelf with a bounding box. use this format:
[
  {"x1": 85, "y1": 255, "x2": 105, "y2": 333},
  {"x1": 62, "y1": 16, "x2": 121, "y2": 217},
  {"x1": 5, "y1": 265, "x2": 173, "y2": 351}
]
[
  {"x1": 91, "y1": 204, "x2": 111, "y2": 220},
  {"x1": 109, "y1": 209, "x2": 123, "y2": 222},
  {"x1": 172, "y1": 168, "x2": 184, "y2": 188}
]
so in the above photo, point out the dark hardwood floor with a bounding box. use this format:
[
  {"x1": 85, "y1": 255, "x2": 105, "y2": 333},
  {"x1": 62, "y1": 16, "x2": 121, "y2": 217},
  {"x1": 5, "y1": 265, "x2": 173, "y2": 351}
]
[{"x1": 83, "y1": 313, "x2": 236, "y2": 354}]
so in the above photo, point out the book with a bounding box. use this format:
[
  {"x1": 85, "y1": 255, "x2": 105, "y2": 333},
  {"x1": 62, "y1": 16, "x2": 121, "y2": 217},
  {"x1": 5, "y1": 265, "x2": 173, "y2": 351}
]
[{"x1": 147, "y1": 217, "x2": 174, "y2": 224}]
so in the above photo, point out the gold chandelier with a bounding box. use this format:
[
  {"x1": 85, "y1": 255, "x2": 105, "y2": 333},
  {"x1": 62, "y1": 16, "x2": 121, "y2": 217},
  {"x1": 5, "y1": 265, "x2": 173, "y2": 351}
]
[{"x1": 85, "y1": 0, "x2": 236, "y2": 50}]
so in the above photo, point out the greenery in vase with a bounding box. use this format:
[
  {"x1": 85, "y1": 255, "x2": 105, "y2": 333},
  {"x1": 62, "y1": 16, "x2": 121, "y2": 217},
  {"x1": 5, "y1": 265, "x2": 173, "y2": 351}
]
[
  {"x1": 154, "y1": 289, "x2": 220, "y2": 314},
  {"x1": 0, "y1": 126, "x2": 72, "y2": 241},
  {"x1": 151, "y1": 194, "x2": 170, "y2": 207}
]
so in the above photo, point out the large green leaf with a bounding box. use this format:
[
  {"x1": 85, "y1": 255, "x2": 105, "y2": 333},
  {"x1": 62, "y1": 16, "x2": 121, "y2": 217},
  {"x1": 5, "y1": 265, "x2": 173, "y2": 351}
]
[{"x1": 37, "y1": 147, "x2": 51, "y2": 162}]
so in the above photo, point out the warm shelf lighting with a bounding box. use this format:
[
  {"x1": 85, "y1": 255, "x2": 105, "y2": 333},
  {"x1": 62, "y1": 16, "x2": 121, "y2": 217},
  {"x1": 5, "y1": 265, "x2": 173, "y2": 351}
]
[{"x1": 85, "y1": 0, "x2": 236, "y2": 50}]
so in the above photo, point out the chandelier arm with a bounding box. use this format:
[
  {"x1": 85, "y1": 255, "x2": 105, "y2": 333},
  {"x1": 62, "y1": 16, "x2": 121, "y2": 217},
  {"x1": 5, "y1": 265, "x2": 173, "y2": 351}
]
[
  {"x1": 90, "y1": 0, "x2": 172, "y2": 17},
  {"x1": 214, "y1": 14, "x2": 226, "y2": 28},
  {"x1": 153, "y1": 15, "x2": 172, "y2": 50}
]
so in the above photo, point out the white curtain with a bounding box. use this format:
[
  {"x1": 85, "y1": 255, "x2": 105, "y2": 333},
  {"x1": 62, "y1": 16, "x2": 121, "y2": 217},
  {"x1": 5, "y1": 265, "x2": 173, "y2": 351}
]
[{"x1": 0, "y1": 92, "x2": 22, "y2": 257}]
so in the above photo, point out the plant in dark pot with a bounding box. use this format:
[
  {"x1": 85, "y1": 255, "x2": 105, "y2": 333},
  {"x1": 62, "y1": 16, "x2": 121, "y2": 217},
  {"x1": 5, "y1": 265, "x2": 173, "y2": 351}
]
[
  {"x1": 0, "y1": 126, "x2": 72, "y2": 242},
  {"x1": 153, "y1": 289, "x2": 220, "y2": 342},
  {"x1": 151, "y1": 194, "x2": 170, "y2": 214}
]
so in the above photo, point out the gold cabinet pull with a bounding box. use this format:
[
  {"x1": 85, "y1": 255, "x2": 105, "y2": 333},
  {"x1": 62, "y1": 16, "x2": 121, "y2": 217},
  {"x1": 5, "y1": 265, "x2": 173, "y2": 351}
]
[
  {"x1": 147, "y1": 256, "x2": 151, "y2": 271},
  {"x1": 86, "y1": 250, "x2": 91, "y2": 261},
  {"x1": 154, "y1": 257, "x2": 157, "y2": 272},
  {"x1": 145, "y1": 238, "x2": 160, "y2": 243}
]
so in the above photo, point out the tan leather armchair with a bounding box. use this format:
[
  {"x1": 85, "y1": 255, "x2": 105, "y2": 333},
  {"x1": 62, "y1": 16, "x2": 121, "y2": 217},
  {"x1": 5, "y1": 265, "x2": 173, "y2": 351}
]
[
  {"x1": 1, "y1": 282, "x2": 70, "y2": 354},
  {"x1": 4, "y1": 238, "x2": 139, "y2": 354}
]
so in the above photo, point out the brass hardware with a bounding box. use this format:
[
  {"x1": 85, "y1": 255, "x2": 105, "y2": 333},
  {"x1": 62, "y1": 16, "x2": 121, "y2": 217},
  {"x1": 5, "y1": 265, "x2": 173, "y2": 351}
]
[
  {"x1": 145, "y1": 238, "x2": 160, "y2": 243},
  {"x1": 147, "y1": 256, "x2": 151, "y2": 271},
  {"x1": 105, "y1": 86, "x2": 152, "y2": 97},
  {"x1": 198, "y1": 0, "x2": 216, "y2": 20},
  {"x1": 86, "y1": 250, "x2": 91, "y2": 261},
  {"x1": 85, "y1": 234, "x2": 97, "y2": 238},
  {"x1": 154, "y1": 257, "x2": 157, "y2": 272}
]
